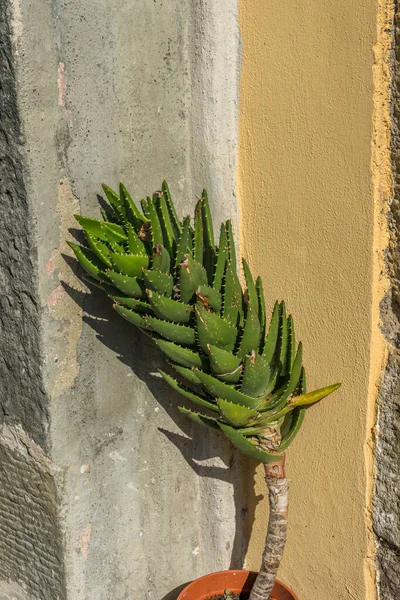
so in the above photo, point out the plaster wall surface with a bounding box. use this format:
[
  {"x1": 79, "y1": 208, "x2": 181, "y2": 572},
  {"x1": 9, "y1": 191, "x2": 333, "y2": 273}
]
[
  {"x1": 238, "y1": 1, "x2": 384, "y2": 599},
  {"x1": 3, "y1": 1, "x2": 243, "y2": 599}
]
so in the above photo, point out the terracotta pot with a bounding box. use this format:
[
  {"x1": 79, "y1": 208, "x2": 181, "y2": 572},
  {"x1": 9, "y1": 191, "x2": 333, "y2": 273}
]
[{"x1": 177, "y1": 570, "x2": 298, "y2": 600}]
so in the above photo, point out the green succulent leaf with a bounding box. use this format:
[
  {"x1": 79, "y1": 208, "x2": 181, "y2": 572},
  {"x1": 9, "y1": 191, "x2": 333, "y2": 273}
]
[
  {"x1": 143, "y1": 316, "x2": 195, "y2": 345},
  {"x1": 68, "y1": 242, "x2": 108, "y2": 283},
  {"x1": 147, "y1": 289, "x2": 192, "y2": 323},
  {"x1": 201, "y1": 190, "x2": 215, "y2": 284},
  {"x1": 215, "y1": 368, "x2": 243, "y2": 384},
  {"x1": 147, "y1": 195, "x2": 164, "y2": 247},
  {"x1": 225, "y1": 220, "x2": 236, "y2": 267},
  {"x1": 278, "y1": 301, "x2": 289, "y2": 374},
  {"x1": 110, "y1": 253, "x2": 149, "y2": 277},
  {"x1": 217, "y1": 398, "x2": 259, "y2": 427},
  {"x1": 289, "y1": 382, "x2": 341, "y2": 409},
  {"x1": 103, "y1": 222, "x2": 128, "y2": 242},
  {"x1": 112, "y1": 296, "x2": 152, "y2": 313},
  {"x1": 104, "y1": 235, "x2": 124, "y2": 255},
  {"x1": 201, "y1": 190, "x2": 215, "y2": 249},
  {"x1": 126, "y1": 223, "x2": 147, "y2": 257},
  {"x1": 196, "y1": 284, "x2": 222, "y2": 313},
  {"x1": 120, "y1": 183, "x2": 146, "y2": 228},
  {"x1": 206, "y1": 344, "x2": 242, "y2": 383},
  {"x1": 286, "y1": 315, "x2": 296, "y2": 371},
  {"x1": 162, "y1": 180, "x2": 182, "y2": 238},
  {"x1": 259, "y1": 381, "x2": 341, "y2": 425},
  {"x1": 241, "y1": 352, "x2": 271, "y2": 398},
  {"x1": 242, "y1": 259, "x2": 258, "y2": 308},
  {"x1": 99, "y1": 206, "x2": 115, "y2": 223},
  {"x1": 222, "y1": 262, "x2": 243, "y2": 327},
  {"x1": 299, "y1": 366, "x2": 307, "y2": 394},
  {"x1": 261, "y1": 360, "x2": 282, "y2": 398},
  {"x1": 193, "y1": 198, "x2": 204, "y2": 264},
  {"x1": 206, "y1": 344, "x2": 242, "y2": 375},
  {"x1": 193, "y1": 369, "x2": 263, "y2": 410},
  {"x1": 114, "y1": 304, "x2": 148, "y2": 329},
  {"x1": 195, "y1": 305, "x2": 237, "y2": 353},
  {"x1": 179, "y1": 255, "x2": 208, "y2": 303},
  {"x1": 155, "y1": 191, "x2": 176, "y2": 256},
  {"x1": 154, "y1": 340, "x2": 204, "y2": 369},
  {"x1": 142, "y1": 269, "x2": 173, "y2": 297},
  {"x1": 262, "y1": 301, "x2": 280, "y2": 362},
  {"x1": 106, "y1": 269, "x2": 145, "y2": 297},
  {"x1": 278, "y1": 408, "x2": 305, "y2": 451},
  {"x1": 178, "y1": 407, "x2": 220, "y2": 430},
  {"x1": 151, "y1": 243, "x2": 171, "y2": 274},
  {"x1": 267, "y1": 342, "x2": 303, "y2": 409},
  {"x1": 237, "y1": 303, "x2": 261, "y2": 360},
  {"x1": 160, "y1": 371, "x2": 218, "y2": 412},
  {"x1": 176, "y1": 217, "x2": 193, "y2": 267},
  {"x1": 102, "y1": 183, "x2": 126, "y2": 221},
  {"x1": 85, "y1": 232, "x2": 112, "y2": 268},
  {"x1": 170, "y1": 363, "x2": 202, "y2": 385},
  {"x1": 218, "y1": 423, "x2": 282, "y2": 463},
  {"x1": 140, "y1": 198, "x2": 150, "y2": 218},
  {"x1": 256, "y1": 276, "x2": 266, "y2": 348},
  {"x1": 74, "y1": 215, "x2": 126, "y2": 243},
  {"x1": 213, "y1": 223, "x2": 228, "y2": 293},
  {"x1": 81, "y1": 274, "x2": 119, "y2": 296}
]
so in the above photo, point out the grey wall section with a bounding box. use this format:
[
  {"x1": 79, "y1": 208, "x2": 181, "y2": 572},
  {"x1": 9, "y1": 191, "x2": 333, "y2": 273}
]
[
  {"x1": 0, "y1": 3, "x2": 66, "y2": 597},
  {"x1": 375, "y1": 4, "x2": 400, "y2": 598},
  {"x1": 5, "y1": 1, "x2": 242, "y2": 599},
  {"x1": 0, "y1": 0, "x2": 49, "y2": 448}
]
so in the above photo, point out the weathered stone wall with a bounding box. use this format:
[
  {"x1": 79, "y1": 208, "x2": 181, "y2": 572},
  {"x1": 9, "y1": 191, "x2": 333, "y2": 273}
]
[
  {"x1": 374, "y1": 4, "x2": 400, "y2": 598},
  {"x1": 0, "y1": 425, "x2": 66, "y2": 599},
  {"x1": 0, "y1": 3, "x2": 66, "y2": 597},
  {"x1": 0, "y1": 0, "x2": 48, "y2": 448}
]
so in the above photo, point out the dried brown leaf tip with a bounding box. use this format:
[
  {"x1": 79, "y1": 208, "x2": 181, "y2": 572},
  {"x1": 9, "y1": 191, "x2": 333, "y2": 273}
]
[{"x1": 138, "y1": 221, "x2": 151, "y2": 241}]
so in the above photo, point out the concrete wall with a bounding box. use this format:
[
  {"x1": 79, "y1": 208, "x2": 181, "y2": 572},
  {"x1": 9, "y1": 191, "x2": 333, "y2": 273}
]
[{"x1": 1, "y1": 1, "x2": 243, "y2": 599}]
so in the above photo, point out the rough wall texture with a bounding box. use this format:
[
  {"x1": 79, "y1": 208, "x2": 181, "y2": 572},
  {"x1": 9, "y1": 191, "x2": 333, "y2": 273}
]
[
  {"x1": 7, "y1": 1, "x2": 242, "y2": 599},
  {"x1": 0, "y1": 3, "x2": 66, "y2": 598},
  {"x1": 0, "y1": 424, "x2": 66, "y2": 599},
  {"x1": 0, "y1": 0, "x2": 48, "y2": 448},
  {"x1": 374, "y1": 4, "x2": 400, "y2": 597}
]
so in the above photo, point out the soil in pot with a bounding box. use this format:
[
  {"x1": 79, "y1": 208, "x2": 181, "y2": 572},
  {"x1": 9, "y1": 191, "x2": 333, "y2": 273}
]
[{"x1": 205, "y1": 595, "x2": 247, "y2": 600}]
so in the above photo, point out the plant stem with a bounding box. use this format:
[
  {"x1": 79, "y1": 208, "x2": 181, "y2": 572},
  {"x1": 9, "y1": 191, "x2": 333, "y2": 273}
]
[{"x1": 249, "y1": 455, "x2": 289, "y2": 600}]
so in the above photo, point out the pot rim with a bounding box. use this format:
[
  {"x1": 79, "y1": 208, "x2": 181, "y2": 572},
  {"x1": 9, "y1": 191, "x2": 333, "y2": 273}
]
[{"x1": 176, "y1": 569, "x2": 299, "y2": 600}]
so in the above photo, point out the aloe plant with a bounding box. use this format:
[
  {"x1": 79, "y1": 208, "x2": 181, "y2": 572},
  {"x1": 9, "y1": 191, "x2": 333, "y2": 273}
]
[{"x1": 68, "y1": 181, "x2": 340, "y2": 600}]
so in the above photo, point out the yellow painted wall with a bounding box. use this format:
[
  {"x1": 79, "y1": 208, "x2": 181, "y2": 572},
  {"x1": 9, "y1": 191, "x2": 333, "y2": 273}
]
[{"x1": 238, "y1": 1, "x2": 391, "y2": 599}]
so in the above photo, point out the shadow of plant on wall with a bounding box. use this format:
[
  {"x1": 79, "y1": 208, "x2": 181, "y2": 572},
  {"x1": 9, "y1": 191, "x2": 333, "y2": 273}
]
[{"x1": 61, "y1": 270, "x2": 258, "y2": 579}]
